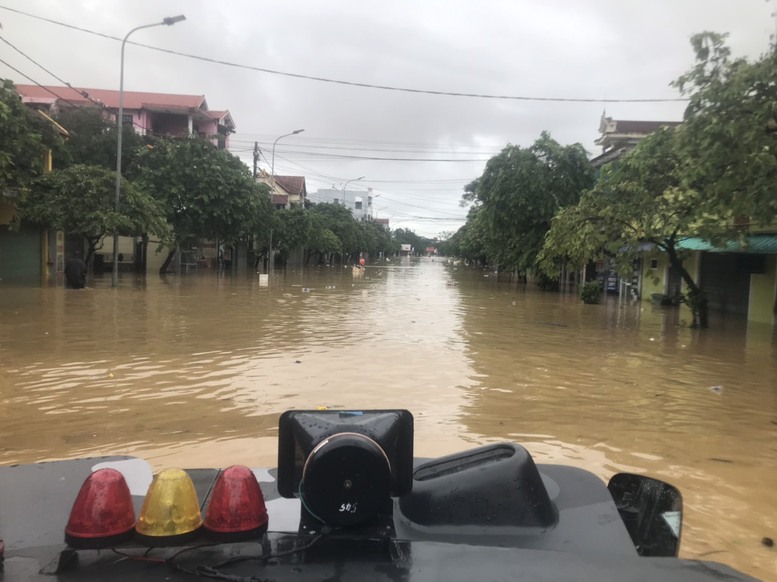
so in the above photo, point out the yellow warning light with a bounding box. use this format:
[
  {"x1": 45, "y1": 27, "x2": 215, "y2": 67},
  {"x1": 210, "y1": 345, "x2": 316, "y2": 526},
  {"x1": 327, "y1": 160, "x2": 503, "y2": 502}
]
[{"x1": 135, "y1": 468, "x2": 203, "y2": 546}]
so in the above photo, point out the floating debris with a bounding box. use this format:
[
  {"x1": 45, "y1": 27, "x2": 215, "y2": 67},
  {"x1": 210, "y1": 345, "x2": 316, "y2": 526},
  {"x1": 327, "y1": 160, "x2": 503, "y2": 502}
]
[{"x1": 709, "y1": 385, "x2": 723, "y2": 395}]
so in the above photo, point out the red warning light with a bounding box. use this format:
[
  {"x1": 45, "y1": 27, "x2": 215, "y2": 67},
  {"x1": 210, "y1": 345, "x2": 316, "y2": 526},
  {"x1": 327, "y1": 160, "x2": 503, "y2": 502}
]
[
  {"x1": 65, "y1": 468, "x2": 136, "y2": 548},
  {"x1": 204, "y1": 465, "x2": 268, "y2": 541}
]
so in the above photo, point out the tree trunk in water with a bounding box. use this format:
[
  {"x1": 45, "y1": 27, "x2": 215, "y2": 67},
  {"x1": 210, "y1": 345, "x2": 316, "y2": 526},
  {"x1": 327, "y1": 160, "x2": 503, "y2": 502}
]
[
  {"x1": 85, "y1": 236, "x2": 100, "y2": 270},
  {"x1": 159, "y1": 249, "x2": 175, "y2": 275},
  {"x1": 665, "y1": 242, "x2": 708, "y2": 329}
]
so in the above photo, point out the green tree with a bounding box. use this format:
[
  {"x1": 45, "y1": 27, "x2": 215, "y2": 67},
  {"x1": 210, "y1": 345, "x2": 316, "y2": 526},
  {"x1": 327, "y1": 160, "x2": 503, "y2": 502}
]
[
  {"x1": 53, "y1": 107, "x2": 145, "y2": 175},
  {"x1": 541, "y1": 33, "x2": 777, "y2": 328},
  {"x1": 306, "y1": 212, "x2": 342, "y2": 265},
  {"x1": 672, "y1": 32, "x2": 777, "y2": 229},
  {"x1": 18, "y1": 164, "x2": 166, "y2": 264},
  {"x1": 359, "y1": 220, "x2": 394, "y2": 258},
  {"x1": 540, "y1": 128, "x2": 714, "y2": 321},
  {"x1": 136, "y1": 138, "x2": 272, "y2": 271},
  {"x1": 0, "y1": 79, "x2": 61, "y2": 193},
  {"x1": 462, "y1": 132, "x2": 594, "y2": 273},
  {"x1": 307, "y1": 203, "x2": 360, "y2": 263},
  {"x1": 273, "y1": 205, "x2": 310, "y2": 265},
  {"x1": 392, "y1": 228, "x2": 430, "y2": 255},
  {"x1": 439, "y1": 207, "x2": 488, "y2": 263}
]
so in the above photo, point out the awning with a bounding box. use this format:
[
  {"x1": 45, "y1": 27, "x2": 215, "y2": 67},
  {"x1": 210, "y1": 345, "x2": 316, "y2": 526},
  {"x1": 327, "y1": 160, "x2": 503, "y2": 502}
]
[{"x1": 677, "y1": 234, "x2": 777, "y2": 254}]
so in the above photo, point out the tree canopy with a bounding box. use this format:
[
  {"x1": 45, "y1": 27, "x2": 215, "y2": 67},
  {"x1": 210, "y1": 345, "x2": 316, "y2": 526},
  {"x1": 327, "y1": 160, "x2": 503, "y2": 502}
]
[
  {"x1": 672, "y1": 32, "x2": 777, "y2": 228},
  {"x1": 458, "y1": 132, "x2": 594, "y2": 272},
  {"x1": 19, "y1": 164, "x2": 166, "y2": 264},
  {"x1": 540, "y1": 32, "x2": 777, "y2": 327},
  {"x1": 307, "y1": 203, "x2": 361, "y2": 262},
  {"x1": 136, "y1": 138, "x2": 273, "y2": 249},
  {"x1": 53, "y1": 107, "x2": 146, "y2": 175},
  {"x1": 0, "y1": 79, "x2": 62, "y2": 193}
]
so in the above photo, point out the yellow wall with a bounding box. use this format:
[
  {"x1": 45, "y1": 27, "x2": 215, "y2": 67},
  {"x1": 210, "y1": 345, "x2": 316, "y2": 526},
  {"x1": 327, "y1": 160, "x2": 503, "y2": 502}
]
[
  {"x1": 641, "y1": 252, "x2": 669, "y2": 298},
  {"x1": 748, "y1": 255, "x2": 776, "y2": 325}
]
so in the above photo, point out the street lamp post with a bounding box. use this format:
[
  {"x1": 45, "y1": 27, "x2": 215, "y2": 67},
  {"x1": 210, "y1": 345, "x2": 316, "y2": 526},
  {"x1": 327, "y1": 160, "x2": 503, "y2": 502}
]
[
  {"x1": 368, "y1": 192, "x2": 381, "y2": 221},
  {"x1": 342, "y1": 176, "x2": 365, "y2": 212},
  {"x1": 267, "y1": 129, "x2": 303, "y2": 275},
  {"x1": 112, "y1": 15, "x2": 186, "y2": 287},
  {"x1": 270, "y1": 129, "x2": 304, "y2": 178}
]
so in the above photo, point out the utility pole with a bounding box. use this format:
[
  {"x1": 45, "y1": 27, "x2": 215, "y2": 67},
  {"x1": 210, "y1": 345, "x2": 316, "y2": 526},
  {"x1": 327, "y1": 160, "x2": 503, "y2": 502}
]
[{"x1": 253, "y1": 142, "x2": 259, "y2": 178}]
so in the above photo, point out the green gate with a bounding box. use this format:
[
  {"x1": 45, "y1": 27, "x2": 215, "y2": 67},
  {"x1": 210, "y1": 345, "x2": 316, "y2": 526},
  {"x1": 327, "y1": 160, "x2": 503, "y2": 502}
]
[{"x1": 0, "y1": 222, "x2": 41, "y2": 284}]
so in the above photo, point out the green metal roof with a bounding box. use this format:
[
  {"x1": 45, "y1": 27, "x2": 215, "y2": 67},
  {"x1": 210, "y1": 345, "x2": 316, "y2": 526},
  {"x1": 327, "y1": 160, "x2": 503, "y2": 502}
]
[{"x1": 677, "y1": 234, "x2": 777, "y2": 254}]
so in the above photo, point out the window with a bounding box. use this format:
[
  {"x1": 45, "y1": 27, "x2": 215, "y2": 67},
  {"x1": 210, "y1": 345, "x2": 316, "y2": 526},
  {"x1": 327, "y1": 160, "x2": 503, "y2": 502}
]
[
  {"x1": 649, "y1": 258, "x2": 659, "y2": 270},
  {"x1": 355, "y1": 201, "x2": 363, "y2": 210},
  {"x1": 122, "y1": 114, "x2": 133, "y2": 125},
  {"x1": 334, "y1": 198, "x2": 339, "y2": 204}
]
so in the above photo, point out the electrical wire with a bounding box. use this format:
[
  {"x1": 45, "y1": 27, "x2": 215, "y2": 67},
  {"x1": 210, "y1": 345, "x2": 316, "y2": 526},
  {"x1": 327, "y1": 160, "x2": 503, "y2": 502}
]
[
  {"x1": 0, "y1": 56, "x2": 466, "y2": 232},
  {"x1": 0, "y1": 57, "x2": 97, "y2": 115},
  {"x1": 265, "y1": 150, "x2": 489, "y2": 163},
  {"x1": 0, "y1": 4, "x2": 689, "y2": 104},
  {"x1": 166, "y1": 533, "x2": 325, "y2": 581},
  {"x1": 230, "y1": 136, "x2": 505, "y2": 156},
  {"x1": 0, "y1": 53, "x2": 151, "y2": 135},
  {"x1": 0, "y1": 34, "x2": 108, "y2": 110}
]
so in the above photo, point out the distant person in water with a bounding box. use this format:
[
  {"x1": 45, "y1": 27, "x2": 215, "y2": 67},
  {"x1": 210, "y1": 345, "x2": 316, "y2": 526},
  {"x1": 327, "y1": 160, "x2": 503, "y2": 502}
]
[{"x1": 64, "y1": 252, "x2": 87, "y2": 289}]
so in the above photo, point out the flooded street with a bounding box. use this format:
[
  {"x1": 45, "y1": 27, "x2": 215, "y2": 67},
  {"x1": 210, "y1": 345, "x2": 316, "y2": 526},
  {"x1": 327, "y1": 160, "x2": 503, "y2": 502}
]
[{"x1": 1, "y1": 258, "x2": 775, "y2": 579}]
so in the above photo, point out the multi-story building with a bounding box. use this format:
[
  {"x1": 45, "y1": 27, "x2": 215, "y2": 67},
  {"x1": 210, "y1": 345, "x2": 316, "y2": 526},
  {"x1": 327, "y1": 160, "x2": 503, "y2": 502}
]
[
  {"x1": 15, "y1": 85, "x2": 235, "y2": 149},
  {"x1": 9, "y1": 85, "x2": 237, "y2": 278},
  {"x1": 256, "y1": 172, "x2": 308, "y2": 210},
  {"x1": 310, "y1": 188, "x2": 375, "y2": 221},
  {"x1": 591, "y1": 114, "x2": 681, "y2": 169},
  {"x1": 589, "y1": 113, "x2": 776, "y2": 326}
]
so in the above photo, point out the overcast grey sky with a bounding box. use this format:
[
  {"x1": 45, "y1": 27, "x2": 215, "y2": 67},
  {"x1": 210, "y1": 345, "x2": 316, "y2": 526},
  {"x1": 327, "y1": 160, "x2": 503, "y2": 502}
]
[{"x1": 0, "y1": 1, "x2": 773, "y2": 237}]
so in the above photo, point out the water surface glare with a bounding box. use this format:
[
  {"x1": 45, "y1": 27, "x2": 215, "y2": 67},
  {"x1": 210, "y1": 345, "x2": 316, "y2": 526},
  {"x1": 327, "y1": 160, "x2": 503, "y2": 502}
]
[{"x1": 1, "y1": 258, "x2": 775, "y2": 579}]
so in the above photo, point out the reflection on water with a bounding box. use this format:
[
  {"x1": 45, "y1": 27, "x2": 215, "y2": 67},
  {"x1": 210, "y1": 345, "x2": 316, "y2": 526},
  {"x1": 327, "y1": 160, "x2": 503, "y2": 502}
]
[{"x1": 0, "y1": 258, "x2": 775, "y2": 578}]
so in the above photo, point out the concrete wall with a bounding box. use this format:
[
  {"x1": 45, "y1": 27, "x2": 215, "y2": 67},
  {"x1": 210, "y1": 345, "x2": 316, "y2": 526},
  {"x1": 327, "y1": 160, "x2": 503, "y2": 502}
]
[
  {"x1": 749, "y1": 255, "x2": 777, "y2": 325},
  {"x1": 640, "y1": 252, "x2": 670, "y2": 298}
]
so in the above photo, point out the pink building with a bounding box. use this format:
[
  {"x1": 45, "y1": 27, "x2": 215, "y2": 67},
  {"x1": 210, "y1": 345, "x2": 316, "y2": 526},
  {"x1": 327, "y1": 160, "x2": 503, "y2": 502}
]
[{"x1": 15, "y1": 85, "x2": 235, "y2": 149}]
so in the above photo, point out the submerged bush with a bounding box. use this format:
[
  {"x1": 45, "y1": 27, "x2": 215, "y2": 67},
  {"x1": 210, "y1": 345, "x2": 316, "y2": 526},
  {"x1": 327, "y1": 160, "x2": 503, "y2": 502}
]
[{"x1": 580, "y1": 281, "x2": 602, "y2": 304}]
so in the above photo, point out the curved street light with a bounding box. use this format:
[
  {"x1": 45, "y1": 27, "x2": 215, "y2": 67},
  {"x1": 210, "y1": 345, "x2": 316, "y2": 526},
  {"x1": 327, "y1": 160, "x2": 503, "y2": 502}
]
[
  {"x1": 113, "y1": 14, "x2": 186, "y2": 287},
  {"x1": 271, "y1": 129, "x2": 304, "y2": 177},
  {"x1": 265, "y1": 129, "x2": 303, "y2": 276},
  {"x1": 342, "y1": 176, "x2": 365, "y2": 208}
]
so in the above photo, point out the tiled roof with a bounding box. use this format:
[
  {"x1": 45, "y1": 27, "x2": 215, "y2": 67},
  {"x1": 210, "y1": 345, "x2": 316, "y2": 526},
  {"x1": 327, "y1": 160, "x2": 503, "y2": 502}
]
[
  {"x1": 15, "y1": 84, "x2": 206, "y2": 111},
  {"x1": 611, "y1": 120, "x2": 682, "y2": 134},
  {"x1": 274, "y1": 176, "x2": 306, "y2": 196},
  {"x1": 272, "y1": 194, "x2": 289, "y2": 205},
  {"x1": 678, "y1": 235, "x2": 777, "y2": 254}
]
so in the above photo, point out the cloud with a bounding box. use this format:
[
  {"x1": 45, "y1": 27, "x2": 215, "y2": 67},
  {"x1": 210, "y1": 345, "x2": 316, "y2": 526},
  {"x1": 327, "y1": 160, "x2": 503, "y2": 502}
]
[{"x1": 1, "y1": 0, "x2": 771, "y2": 237}]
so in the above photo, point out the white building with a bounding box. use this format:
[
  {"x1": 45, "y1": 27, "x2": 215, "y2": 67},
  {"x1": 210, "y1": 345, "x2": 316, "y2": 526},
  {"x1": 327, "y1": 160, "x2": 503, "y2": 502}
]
[{"x1": 310, "y1": 188, "x2": 375, "y2": 221}]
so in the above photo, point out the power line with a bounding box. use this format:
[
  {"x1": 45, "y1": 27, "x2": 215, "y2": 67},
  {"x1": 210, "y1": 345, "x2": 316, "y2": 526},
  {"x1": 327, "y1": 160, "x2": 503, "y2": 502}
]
[
  {"x1": 0, "y1": 4, "x2": 690, "y2": 104},
  {"x1": 230, "y1": 138, "x2": 504, "y2": 156},
  {"x1": 260, "y1": 150, "x2": 490, "y2": 162},
  {"x1": 0, "y1": 57, "x2": 99, "y2": 117},
  {"x1": 0, "y1": 34, "x2": 109, "y2": 111},
  {"x1": 0, "y1": 38, "x2": 156, "y2": 135}
]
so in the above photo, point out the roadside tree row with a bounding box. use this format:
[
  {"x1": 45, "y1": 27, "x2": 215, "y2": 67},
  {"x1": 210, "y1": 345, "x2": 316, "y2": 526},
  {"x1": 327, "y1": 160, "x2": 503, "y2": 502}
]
[
  {"x1": 0, "y1": 85, "x2": 425, "y2": 272},
  {"x1": 444, "y1": 33, "x2": 777, "y2": 328}
]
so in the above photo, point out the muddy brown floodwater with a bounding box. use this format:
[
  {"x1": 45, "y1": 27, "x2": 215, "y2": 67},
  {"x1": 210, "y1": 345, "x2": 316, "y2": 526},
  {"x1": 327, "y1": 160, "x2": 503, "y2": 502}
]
[{"x1": 1, "y1": 257, "x2": 775, "y2": 579}]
